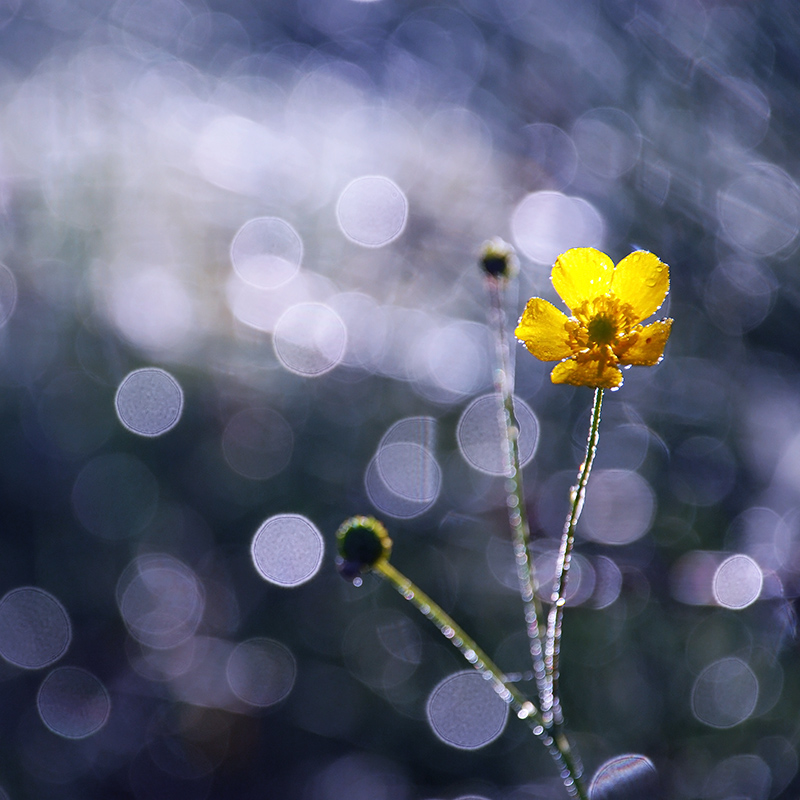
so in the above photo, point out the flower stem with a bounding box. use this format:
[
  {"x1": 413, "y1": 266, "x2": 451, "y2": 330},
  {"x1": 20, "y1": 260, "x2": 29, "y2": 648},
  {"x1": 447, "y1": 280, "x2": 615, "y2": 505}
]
[
  {"x1": 373, "y1": 559, "x2": 588, "y2": 800},
  {"x1": 486, "y1": 276, "x2": 549, "y2": 708},
  {"x1": 545, "y1": 387, "x2": 604, "y2": 728}
]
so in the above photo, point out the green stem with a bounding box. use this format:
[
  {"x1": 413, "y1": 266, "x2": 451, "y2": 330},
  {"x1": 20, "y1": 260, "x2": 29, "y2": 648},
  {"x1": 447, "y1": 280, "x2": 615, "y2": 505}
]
[
  {"x1": 486, "y1": 278, "x2": 549, "y2": 707},
  {"x1": 545, "y1": 387, "x2": 604, "y2": 729},
  {"x1": 374, "y1": 559, "x2": 588, "y2": 800}
]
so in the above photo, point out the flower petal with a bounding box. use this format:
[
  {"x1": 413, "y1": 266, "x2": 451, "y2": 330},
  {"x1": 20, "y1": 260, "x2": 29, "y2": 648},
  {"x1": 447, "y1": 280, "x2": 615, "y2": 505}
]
[
  {"x1": 610, "y1": 250, "x2": 669, "y2": 323},
  {"x1": 515, "y1": 298, "x2": 575, "y2": 361},
  {"x1": 551, "y1": 357, "x2": 623, "y2": 389},
  {"x1": 552, "y1": 248, "x2": 614, "y2": 311},
  {"x1": 618, "y1": 319, "x2": 673, "y2": 366}
]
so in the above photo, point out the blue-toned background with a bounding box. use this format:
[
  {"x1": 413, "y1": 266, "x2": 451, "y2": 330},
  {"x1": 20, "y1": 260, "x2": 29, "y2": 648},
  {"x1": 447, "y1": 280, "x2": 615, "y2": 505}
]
[{"x1": 0, "y1": 0, "x2": 796, "y2": 797}]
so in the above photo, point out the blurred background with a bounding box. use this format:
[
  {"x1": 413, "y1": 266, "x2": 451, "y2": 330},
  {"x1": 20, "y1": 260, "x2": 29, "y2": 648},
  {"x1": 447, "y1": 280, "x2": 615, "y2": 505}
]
[{"x1": 0, "y1": 0, "x2": 797, "y2": 797}]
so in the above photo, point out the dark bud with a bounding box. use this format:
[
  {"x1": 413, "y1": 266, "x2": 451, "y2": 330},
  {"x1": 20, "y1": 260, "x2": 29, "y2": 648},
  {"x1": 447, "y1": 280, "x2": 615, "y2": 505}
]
[
  {"x1": 335, "y1": 516, "x2": 392, "y2": 583},
  {"x1": 480, "y1": 238, "x2": 519, "y2": 280}
]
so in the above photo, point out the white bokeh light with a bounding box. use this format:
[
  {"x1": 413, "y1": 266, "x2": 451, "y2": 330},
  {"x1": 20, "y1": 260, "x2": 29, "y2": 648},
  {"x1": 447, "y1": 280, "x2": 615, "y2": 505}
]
[
  {"x1": 426, "y1": 670, "x2": 509, "y2": 750},
  {"x1": 691, "y1": 657, "x2": 759, "y2": 729},
  {"x1": 226, "y1": 637, "x2": 297, "y2": 707},
  {"x1": 704, "y1": 754, "x2": 772, "y2": 800},
  {"x1": 416, "y1": 321, "x2": 490, "y2": 403},
  {"x1": 718, "y1": 164, "x2": 800, "y2": 256},
  {"x1": 273, "y1": 302, "x2": 347, "y2": 376},
  {"x1": 251, "y1": 514, "x2": 324, "y2": 587},
  {"x1": 37, "y1": 666, "x2": 110, "y2": 739},
  {"x1": 226, "y1": 268, "x2": 336, "y2": 334},
  {"x1": 589, "y1": 754, "x2": 658, "y2": 800},
  {"x1": 511, "y1": 190, "x2": 604, "y2": 265},
  {"x1": 336, "y1": 175, "x2": 408, "y2": 247},
  {"x1": 222, "y1": 407, "x2": 294, "y2": 481},
  {"x1": 117, "y1": 554, "x2": 204, "y2": 649},
  {"x1": 580, "y1": 469, "x2": 655, "y2": 545},
  {"x1": 230, "y1": 217, "x2": 303, "y2": 290},
  {"x1": 0, "y1": 263, "x2": 17, "y2": 327},
  {"x1": 105, "y1": 266, "x2": 194, "y2": 353},
  {"x1": 572, "y1": 107, "x2": 642, "y2": 179},
  {"x1": 457, "y1": 394, "x2": 538, "y2": 475},
  {"x1": 115, "y1": 367, "x2": 184, "y2": 437},
  {"x1": 0, "y1": 587, "x2": 71, "y2": 669},
  {"x1": 366, "y1": 417, "x2": 441, "y2": 519},
  {"x1": 713, "y1": 554, "x2": 763, "y2": 609},
  {"x1": 376, "y1": 443, "x2": 440, "y2": 503}
]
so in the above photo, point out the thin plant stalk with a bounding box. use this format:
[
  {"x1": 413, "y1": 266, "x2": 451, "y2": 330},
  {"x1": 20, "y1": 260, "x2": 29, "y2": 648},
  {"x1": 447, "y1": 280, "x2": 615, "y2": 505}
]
[
  {"x1": 545, "y1": 387, "x2": 604, "y2": 729},
  {"x1": 486, "y1": 276, "x2": 549, "y2": 707},
  {"x1": 374, "y1": 559, "x2": 588, "y2": 800}
]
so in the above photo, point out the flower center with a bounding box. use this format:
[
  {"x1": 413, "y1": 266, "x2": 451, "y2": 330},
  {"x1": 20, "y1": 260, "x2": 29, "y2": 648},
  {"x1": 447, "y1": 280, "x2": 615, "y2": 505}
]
[{"x1": 587, "y1": 314, "x2": 617, "y2": 346}]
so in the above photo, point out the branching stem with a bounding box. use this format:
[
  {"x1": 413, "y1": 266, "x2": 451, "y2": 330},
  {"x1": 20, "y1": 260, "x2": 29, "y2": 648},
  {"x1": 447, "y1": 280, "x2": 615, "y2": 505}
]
[{"x1": 374, "y1": 559, "x2": 588, "y2": 800}]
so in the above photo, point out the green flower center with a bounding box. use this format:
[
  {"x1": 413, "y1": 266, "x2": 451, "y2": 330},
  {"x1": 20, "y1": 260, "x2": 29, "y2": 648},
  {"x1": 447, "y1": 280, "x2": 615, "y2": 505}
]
[{"x1": 587, "y1": 314, "x2": 617, "y2": 346}]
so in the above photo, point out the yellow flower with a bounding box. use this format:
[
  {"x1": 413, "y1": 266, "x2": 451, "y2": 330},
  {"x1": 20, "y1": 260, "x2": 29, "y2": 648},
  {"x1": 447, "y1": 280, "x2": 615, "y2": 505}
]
[{"x1": 515, "y1": 248, "x2": 673, "y2": 389}]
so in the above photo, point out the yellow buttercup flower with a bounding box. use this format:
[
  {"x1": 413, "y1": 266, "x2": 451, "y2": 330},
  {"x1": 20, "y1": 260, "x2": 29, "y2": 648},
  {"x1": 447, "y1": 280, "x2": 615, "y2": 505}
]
[{"x1": 515, "y1": 247, "x2": 673, "y2": 389}]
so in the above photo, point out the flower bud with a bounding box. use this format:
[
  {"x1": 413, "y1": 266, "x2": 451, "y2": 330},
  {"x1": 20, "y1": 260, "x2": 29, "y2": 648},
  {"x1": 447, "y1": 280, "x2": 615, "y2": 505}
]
[
  {"x1": 335, "y1": 516, "x2": 392, "y2": 584},
  {"x1": 480, "y1": 238, "x2": 519, "y2": 280}
]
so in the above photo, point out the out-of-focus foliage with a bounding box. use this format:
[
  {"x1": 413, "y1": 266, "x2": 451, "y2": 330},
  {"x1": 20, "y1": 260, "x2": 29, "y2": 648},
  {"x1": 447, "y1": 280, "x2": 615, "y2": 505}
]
[{"x1": 0, "y1": 0, "x2": 797, "y2": 798}]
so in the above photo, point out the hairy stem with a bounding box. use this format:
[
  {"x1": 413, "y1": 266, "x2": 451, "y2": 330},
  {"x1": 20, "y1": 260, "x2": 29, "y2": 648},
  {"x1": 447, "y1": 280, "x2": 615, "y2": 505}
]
[
  {"x1": 374, "y1": 560, "x2": 588, "y2": 800},
  {"x1": 545, "y1": 387, "x2": 604, "y2": 729},
  {"x1": 486, "y1": 277, "x2": 549, "y2": 707}
]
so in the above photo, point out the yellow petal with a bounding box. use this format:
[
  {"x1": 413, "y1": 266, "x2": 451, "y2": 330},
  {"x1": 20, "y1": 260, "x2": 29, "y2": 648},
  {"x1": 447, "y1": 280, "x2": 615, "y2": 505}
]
[
  {"x1": 551, "y1": 357, "x2": 623, "y2": 389},
  {"x1": 610, "y1": 250, "x2": 669, "y2": 323},
  {"x1": 618, "y1": 319, "x2": 673, "y2": 366},
  {"x1": 552, "y1": 248, "x2": 614, "y2": 312},
  {"x1": 515, "y1": 298, "x2": 575, "y2": 361}
]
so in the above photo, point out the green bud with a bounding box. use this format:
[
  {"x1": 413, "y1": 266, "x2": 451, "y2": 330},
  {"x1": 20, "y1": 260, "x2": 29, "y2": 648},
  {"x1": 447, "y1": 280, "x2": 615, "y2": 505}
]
[
  {"x1": 480, "y1": 238, "x2": 519, "y2": 280},
  {"x1": 335, "y1": 516, "x2": 392, "y2": 584}
]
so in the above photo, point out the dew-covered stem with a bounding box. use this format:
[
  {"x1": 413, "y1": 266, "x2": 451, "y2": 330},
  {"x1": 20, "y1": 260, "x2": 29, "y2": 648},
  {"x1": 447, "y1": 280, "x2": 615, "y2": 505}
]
[
  {"x1": 545, "y1": 387, "x2": 604, "y2": 728},
  {"x1": 373, "y1": 559, "x2": 588, "y2": 800},
  {"x1": 374, "y1": 559, "x2": 533, "y2": 717},
  {"x1": 486, "y1": 276, "x2": 549, "y2": 708}
]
